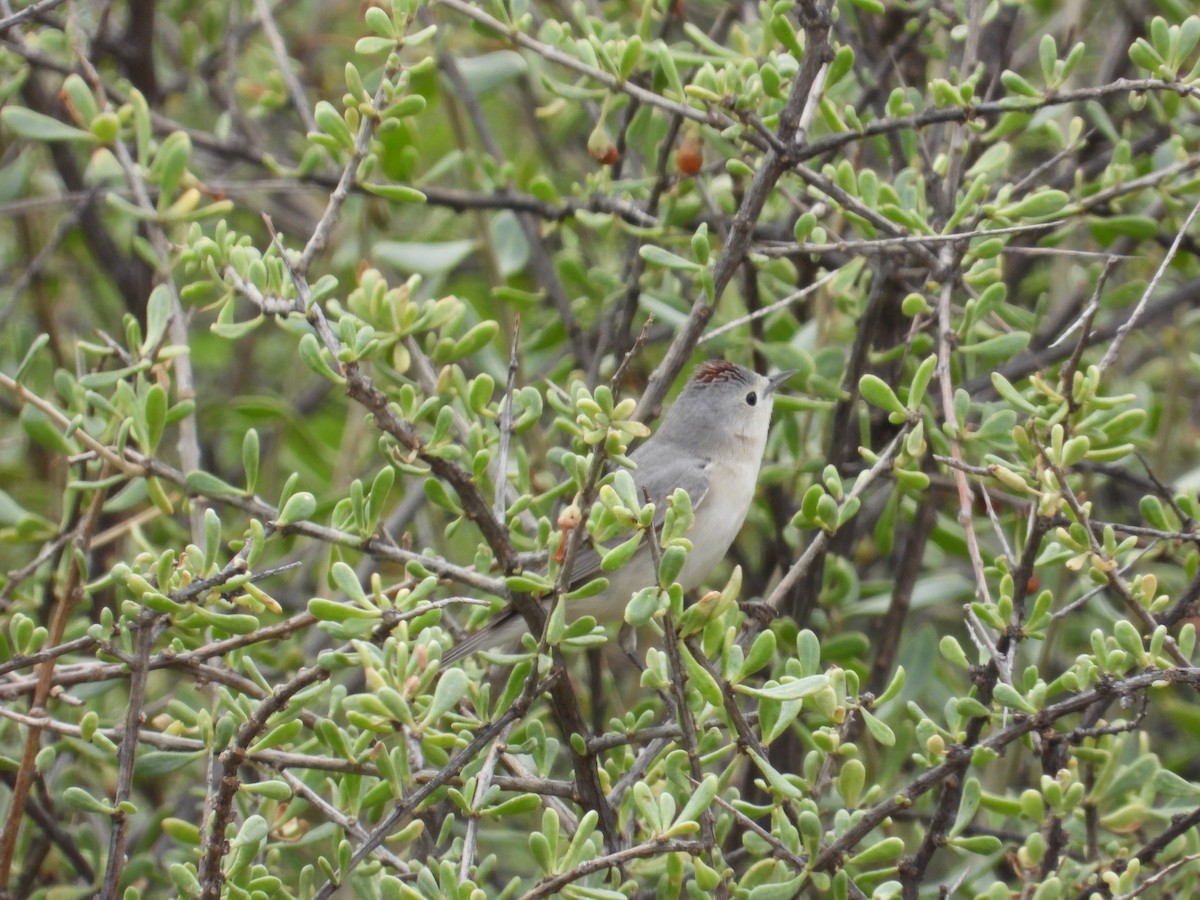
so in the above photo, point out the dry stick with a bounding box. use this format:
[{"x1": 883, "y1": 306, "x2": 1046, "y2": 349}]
[
  {"x1": 277, "y1": 771, "x2": 410, "y2": 874},
  {"x1": 634, "y1": 0, "x2": 836, "y2": 422},
  {"x1": 759, "y1": 424, "x2": 912, "y2": 618},
  {"x1": 286, "y1": 277, "x2": 515, "y2": 564},
  {"x1": 0, "y1": 704, "x2": 373, "y2": 772},
  {"x1": 751, "y1": 219, "x2": 1064, "y2": 259},
  {"x1": 0, "y1": 653, "x2": 281, "y2": 705},
  {"x1": 0, "y1": 566, "x2": 309, "y2": 680},
  {"x1": 1073, "y1": 806, "x2": 1200, "y2": 900},
  {"x1": 681, "y1": 635, "x2": 808, "y2": 839},
  {"x1": 662, "y1": 617, "x2": 726, "y2": 897},
  {"x1": 508, "y1": 325, "x2": 658, "y2": 856},
  {"x1": 1098, "y1": 196, "x2": 1200, "y2": 374},
  {"x1": 0, "y1": 528, "x2": 74, "y2": 611},
  {"x1": 867, "y1": 495, "x2": 938, "y2": 696},
  {"x1": 594, "y1": 5, "x2": 739, "y2": 379},
  {"x1": 792, "y1": 81, "x2": 1200, "y2": 167},
  {"x1": 250, "y1": 0, "x2": 316, "y2": 133},
  {"x1": 8, "y1": 20, "x2": 1196, "y2": 226},
  {"x1": 0, "y1": 635, "x2": 95, "y2": 679},
  {"x1": 99, "y1": 604, "x2": 155, "y2": 898},
  {"x1": 0, "y1": 460, "x2": 108, "y2": 889},
  {"x1": 0, "y1": 702, "x2": 587, "y2": 801},
  {"x1": 933, "y1": 264, "x2": 1004, "y2": 672},
  {"x1": 438, "y1": 0, "x2": 730, "y2": 131},
  {"x1": 458, "y1": 721, "x2": 514, "y2": 882},
  {"x1": 0, "y1": 0, "x2": 68, "y2": 31},
  {"x1": 700, "y1": 269, "x2": 840, "y2": 343},
  {"x1": 1070, "y1": 152, "x2": 1200, "y2": 216},
  {"x1": 498, "y1": 752, "x2": 580, "y2": 829},
  {"x1": 295, "y1": 25, "x2": 405, "y2": 275},
  {"x1": 1113, "y1": 849, "x2": 1200, "y2": 900},
  {"x1": 197, "y1": 661, "x2": 362, "y2": 897},
  {"x1": 70, "y1": 25, "x2": 205, "y2": 546},
  {"x1": 900, "y1": 511, "x2": 1052, "y2": 896},
  {"x1": 494, "y1": 319, "x2": 521, "y2": 523},
  {"x1": 0, "y1": 196, "x2": 86, "y2": 329},
  {"x1": 1053, "y1": 256, "x2": 1120, "y2": 397},
  {"x1": 0, "y1": 768, "x2": 93, "y2": 886},
  {"x1": 516, "y1": 840, "x2": 707, "y2": 900},
  {"x1": 970, "y1": 274, "x2": 1200, "y2": 401}
]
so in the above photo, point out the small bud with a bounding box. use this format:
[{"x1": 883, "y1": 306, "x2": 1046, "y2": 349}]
[
  {"x1": 676, "y1": 133, "x2": 703, "y2": 175},
  {"x1": 557, "y1": 504, "x2": 581, "y2": 530},
  {"x1": 553, "y1": 504, "x2": 581, "y2": 563},
  {"x1": 587, "y1": 122, "x2": 619, "y2": 165}
]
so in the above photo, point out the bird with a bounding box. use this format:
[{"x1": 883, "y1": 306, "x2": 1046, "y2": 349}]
[{"x1": 443, "y1": 359, "x2": 794, "y2": 662}]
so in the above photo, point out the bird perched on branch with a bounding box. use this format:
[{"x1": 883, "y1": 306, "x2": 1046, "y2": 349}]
[{"x1": 444, "y1": 359, "x2": 794, "y2": 662}]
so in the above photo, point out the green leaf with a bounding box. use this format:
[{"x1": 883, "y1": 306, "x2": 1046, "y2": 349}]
[
  {"x1": 424, "y1": 667, "x2": 469, "y2": 724},
  {"x1": 860, "y1": 708, "x2": 896, "y2": 746},
  {"x1": 184, "y1": 470, "x2": 243, "y2": 498},
  {"x1": 848, "y1": 836, "x2": 905, "y2": 866},
  {"x1": 20, "y1": 406, "x2": 75, "y2": 455},
  {"x1": 859, "y1": 374, "x2": 907, "y2": 414},
  {"x1": 674, "y1": 774, "x2": 719, "y2": 826},
  {"x1": 249, "y1": 720, "x2": 304, "y2": 754},
  {"x1": 276, "y1": 491, "x2": 317, "y2": 526},
  {"x1": 457, "y1": 51, "x2": 528, "y2": 94},
  {"x1": 2, "y1": 106, "x2": 96, "y2": 142},
  {"x1": 361, "y1": 182, "x2": 427, "y2": 203},
  {"x1": 600, "y1": 533, "x2": 643, "y2": 572},
  {"x1": 624, "y1": 585, "x2": 661, "y2": 626},
  {"x1": 995, "y1": 190, "x2": 1069, "y2": 220},
  {"x1": 639, "y1": 245, "x2": 702, "y2": 271},
  {"x1": 364, "y1": 5, "x2": 395, "y2": 38},
  {"x1": 949, "y1": 834, "x2": 1003, "y2": 855},
  {"x1": 240, "y1": 780, "x2": 293, "y2": 801},
  {"x1": 134, "y1": 749, "x2": 207, "y2": 777},
  {"x1": 63, "y1": 786, "x2": 115, "y2": 814},
  {"x1": 298, "y1": 332, "x2": 346, "y2": 384},
  {"x1": 308, "y1": 598, "x2": 381, "y2": 622},
  {"x1": 453, "y1": 320, "x2": 499, "y2": 358},
  {"x1": 959, "y1": 331, "x2": 1030, "y2": 358},
  {"x1": 143, "y1": 384, "x2": 167, "y2": 454},
  {"x1": 993, "y1": 683, "x2": 1038, "y2": 714},
  {"x1": 313, "y1": 100, "x2": 354, "y2": 149},
  {"x1": 736, "y1": 674, "x2": 828, "y2": 702}
]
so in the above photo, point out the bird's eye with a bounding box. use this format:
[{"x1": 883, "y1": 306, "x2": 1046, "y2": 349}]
[{"x1": 745, "y1": 391, "x2": 757, "y2": 406}]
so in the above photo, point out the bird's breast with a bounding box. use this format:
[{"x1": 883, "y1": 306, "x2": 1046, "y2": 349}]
[{"x1": 679, "y1": 454, "x2": 761, "y2": 589}]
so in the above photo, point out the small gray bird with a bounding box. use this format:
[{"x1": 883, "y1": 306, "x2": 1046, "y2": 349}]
[{"x1": 444, "y1": 360, "x2": 794, "y2": 662}]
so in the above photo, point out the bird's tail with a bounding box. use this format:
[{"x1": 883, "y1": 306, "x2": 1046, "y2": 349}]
[{"x1": 442, "y1": 612, "x2": 530, "y2": 664}]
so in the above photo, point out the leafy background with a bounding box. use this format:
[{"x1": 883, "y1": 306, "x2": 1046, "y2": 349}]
[{"x1": 2, "y1": 0, "x2": 1200, "y2": 897}]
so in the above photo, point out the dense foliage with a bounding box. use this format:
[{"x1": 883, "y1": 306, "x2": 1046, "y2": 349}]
[{"x1": 2, "y1": 0, "x2": 1200, "y2": 897}]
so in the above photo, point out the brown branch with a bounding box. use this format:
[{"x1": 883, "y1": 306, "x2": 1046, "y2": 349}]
[
  {"x1": 517, "y1": 839, "x2": 706, "y2": 900},
  {"x1": 633, "y1": 0, "x2": 836, "y2": 422},
  {"x1": 98, "y1": 608, "x2": 155, "y2": 896},
  {"x1": 0, "y1": 459, "x2": 109, "y2": 889}
]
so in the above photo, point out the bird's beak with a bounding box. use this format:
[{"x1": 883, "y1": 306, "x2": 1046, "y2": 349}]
[{"x1": 765, "y1": 370, "x2": 797, "y2": 395}]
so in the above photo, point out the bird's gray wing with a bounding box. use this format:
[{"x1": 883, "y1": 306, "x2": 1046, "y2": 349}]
[{"x1": 565, "y1": 453, "x2": 711, "y2": 587}]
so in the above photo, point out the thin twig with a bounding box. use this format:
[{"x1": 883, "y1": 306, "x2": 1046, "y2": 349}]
[{"x1": 1098, "y1": 196, "x2": 1200, "y2": 373}]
